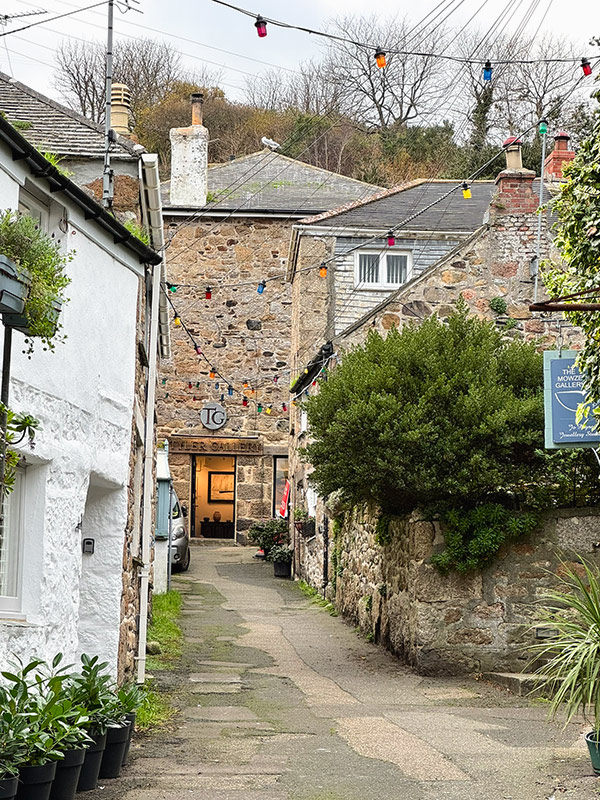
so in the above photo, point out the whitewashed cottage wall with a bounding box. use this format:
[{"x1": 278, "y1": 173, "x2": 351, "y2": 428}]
[{"x1": 0, "y1": 138, "x2": 142, "y2": 676}]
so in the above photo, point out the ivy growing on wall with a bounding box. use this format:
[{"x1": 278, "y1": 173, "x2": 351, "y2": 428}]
[{"x1": 302, "y1": 302, "x2": 600, "y2": 572}]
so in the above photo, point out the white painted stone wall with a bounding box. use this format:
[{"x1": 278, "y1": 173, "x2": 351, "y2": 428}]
[
  {"x1": 169, "y1": 125, "x2": 208, "y2": 207},
  {"x1": 0, "y1": 140, "x2": 143, "y2": 676}
]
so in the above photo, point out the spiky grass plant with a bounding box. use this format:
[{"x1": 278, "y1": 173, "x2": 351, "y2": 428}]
[{"x1": 529, "y1": 559, "x2": 600, "y2": 735}]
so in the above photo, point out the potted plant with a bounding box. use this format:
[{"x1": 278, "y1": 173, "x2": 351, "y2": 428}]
[
  {"x1": 0, "y1": 210, "x2": 71, "y2": 354},
  {"x1": 0, "y1": 699, "x2": 28, "y2": 800},
  {"x1": 293, "y1": 508, "x2": 315, "y2": 537},
  {"x1": 67, "y1": 655, "x2": 119, "y2": 792},
  {"x1": 114, "y1": 683, "x2": 146, "y2": 767},
  {"x1": 0, "y1": 254, "x2": 30, "y2": 316},
  {"x1": 248, "y1": 518, "x2": 288, "y2": 559},
  {"x1": 0, "y1": 656, "x2": 77, "y2": 800},
  {"x1": 529, "y1": 559, "x2": 600, "y2": 775},
  {"x1": 268, "y1": 544, "x2": 293, "y2": 579}
]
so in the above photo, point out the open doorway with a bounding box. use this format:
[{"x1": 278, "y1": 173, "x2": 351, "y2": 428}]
[{"x1": 192, "y1": 455, "x2": 235, "y2": 539}]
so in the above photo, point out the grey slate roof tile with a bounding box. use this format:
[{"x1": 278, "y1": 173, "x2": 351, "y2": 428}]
[
  {"x1": 162, "y1": 150, "x2": 379, "y2": 212},
  {"x1": 306, "y1": 180, "x2": 497, "y2": 233},
  {"x1": 0, "y1": 71, "x2": 139, "y2": 160}
]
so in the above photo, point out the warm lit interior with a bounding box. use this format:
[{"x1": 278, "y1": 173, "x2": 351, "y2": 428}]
[{"x1": 194, "y1": 455, "x2": 235, "y2": 536}]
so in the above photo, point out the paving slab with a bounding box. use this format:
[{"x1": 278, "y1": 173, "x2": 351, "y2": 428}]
[{"x1": 84, "y1": 545, "x2": 593, "y2": 800}]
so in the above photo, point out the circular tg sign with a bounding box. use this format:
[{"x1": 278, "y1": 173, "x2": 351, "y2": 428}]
[{"x1": 200, "y1": 402, "x2": 227, "y2": 431}]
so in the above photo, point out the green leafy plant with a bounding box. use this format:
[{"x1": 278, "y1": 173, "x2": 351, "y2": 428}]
[
  {"x1": 268, "y1": 544, "x2": 293, "y2": 563},
  {"x1": 375, "y1": 514, "x2": 393, "y2": 546},
  {"x1": 0, "y1": 653, "x2": 91, "y2": 768},
  {"x1": 67, "y1": 654, "x2": 121, "y2": 734},
  {"x1": 37, "y1": 151, "x2": 73, "y2": 178},
  {"x1": 293, "y1": 507, "x2": 309, "y2": 521},
  {"x1": 248, "y1": 518, "x2": 288, "y2": 557},
  {"x1": 123, "y1": 218, "x2": 150, "y2": 246},
  {"x1": 0, "y1": 210, "x2": 72, "y2": 353},
  {"x1": 529, "y1": 559, "x2": 600, "y2": 735},
  {"x1": 431, "y1": 504, "x2": 539, "y2": 573},
  {"x1": 489, "y1": 296, "x2": 508, "y2": 314},
  {"x1": 115, "y1": 683, "x2": 146, "y2": 715},
  {"x1": 0, "y1": 402, "x2": 38, "y2": 497}
]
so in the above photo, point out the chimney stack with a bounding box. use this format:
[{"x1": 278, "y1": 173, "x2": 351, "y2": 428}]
[
  {"x1": 169, "y1": 94, "x2": 209, "y2": 207},
  {"x1": 544, "y1": 132, "x2": 575, "y2": 181},
  {"x1": 493, "y1": 136, "x2": 539, "y2": 215},
  {"x1": 110, "y1": 83, "x2": 131, "y2": 136}
]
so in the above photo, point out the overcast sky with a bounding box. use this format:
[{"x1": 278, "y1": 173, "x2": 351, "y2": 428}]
[{"x1": 2, "y1": 0, "x2": 600, "y2": 105}]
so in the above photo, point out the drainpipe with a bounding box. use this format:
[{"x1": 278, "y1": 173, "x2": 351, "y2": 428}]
[{"x1": 136, "y1": 154, "x2": 166, "y2": 685}]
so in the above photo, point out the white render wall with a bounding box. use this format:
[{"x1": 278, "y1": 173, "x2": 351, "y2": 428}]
[{"x1": 0, "y1": 141, "x2": 142, "y2": 676}]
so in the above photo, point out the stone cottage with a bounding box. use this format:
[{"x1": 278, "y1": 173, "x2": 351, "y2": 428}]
[
  {"x1": 157, "y1": 93, "x2": 378, "y2": 541},
  {"x1": 0, "y1": 113, "x2": 167, "y2": 683},
  {"x1": 286, "y1": 133, "x2": 600, "y2": 675}
]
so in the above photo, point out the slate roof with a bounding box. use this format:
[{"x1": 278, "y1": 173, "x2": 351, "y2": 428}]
[
  {"x1": 0, "y1": 71, "x2": 140, "y2": 160},
  {"x1": 162, "y1": 150, "x2": 379, "y2": 213},
  {"x1": 302, "y1": 179, "x2": 498, "y2": 233}
]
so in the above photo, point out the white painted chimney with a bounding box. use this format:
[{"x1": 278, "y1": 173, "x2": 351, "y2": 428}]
[{"x1": 169, "y1": 93, "x2": 208, "y2": 207}]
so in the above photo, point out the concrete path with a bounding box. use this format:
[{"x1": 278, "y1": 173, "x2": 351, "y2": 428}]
[{"x1": 90, "y1": 545, "x2": 598, "y2": 799}]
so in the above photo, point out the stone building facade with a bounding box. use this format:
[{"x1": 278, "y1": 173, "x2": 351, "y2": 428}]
[
  {"x1": 287, "y1": 134, "x2": 600, "y2": 673},
  {"x1": 157, "y1": 96, "x2": 377, "y2": 541}
]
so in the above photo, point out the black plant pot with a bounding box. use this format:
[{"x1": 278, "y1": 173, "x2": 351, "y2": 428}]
[
  {"x1": 76, "y1": 732, "x2": 107, "y2": 793},
  {"x1": 121, "y1": 712, "x2": 136, "y2": 767},
  {"x1": 48, "y1": 747, "x2": 86, "y2": 800},
  {"x1": 273, "y1": 560, "x2": 292, "y2": 578},
  {"x1": 99, "y1": 722, "x2": 131, "y2": 779},
  {"x1": 16, "y1": 762, "x2": 56, "y2": 800},
  {"x1": 0, "y1": 776, "x2": 18, "y2": 800}
]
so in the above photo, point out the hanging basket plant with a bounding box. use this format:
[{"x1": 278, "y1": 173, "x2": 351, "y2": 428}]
[{"x1": 0, "y1": 210, "x2": 72, "y2": 354}]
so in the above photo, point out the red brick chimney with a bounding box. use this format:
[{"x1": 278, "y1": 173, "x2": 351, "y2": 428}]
[
  {"x1": 544, "y1": 131, "x2": 575, "y2": 181},
  {"x1": 493, "y1": 137, "x2": 539, "y2": 214}
]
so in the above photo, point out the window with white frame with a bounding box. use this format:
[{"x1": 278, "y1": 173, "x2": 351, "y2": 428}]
[
  {"x1": 0, "y1": 469, "x2": 24, "y2": 614},
  {"x1": 355, "y1": 250, "x2": 411, "y2": 290},
  {"x1": 19, "y1": 189, "x2": 50, "y2": 231}
]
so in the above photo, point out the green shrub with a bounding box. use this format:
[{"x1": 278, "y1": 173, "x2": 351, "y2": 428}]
[{"x1": 303, "y1": 302, "x2": 600, "y2": 571}]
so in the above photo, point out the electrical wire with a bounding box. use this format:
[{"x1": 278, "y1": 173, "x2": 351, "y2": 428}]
[
  {"x1": 0, "y1": 0, "x2": 109, "y2": 37},
  {"x1": 209, "y1": 0, "x2": 593, "y2": 65}
]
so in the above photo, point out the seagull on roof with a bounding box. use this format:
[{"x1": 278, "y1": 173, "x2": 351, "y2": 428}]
[{"x1": 261, "y1": 137, "x2": 281, "y2": 151}]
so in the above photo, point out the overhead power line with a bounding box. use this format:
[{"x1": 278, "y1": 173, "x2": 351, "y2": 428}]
[{"x1": 0, "y1": 0, "x2": 108, "y2": 37}]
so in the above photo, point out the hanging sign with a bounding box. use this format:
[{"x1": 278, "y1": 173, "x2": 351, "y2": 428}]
[
  {"x1": 279, "y1": 479, "x2": 291, "y2": 519},
  {"x1": 543, "y1": 351, "x2": 600, "y2": 448}
]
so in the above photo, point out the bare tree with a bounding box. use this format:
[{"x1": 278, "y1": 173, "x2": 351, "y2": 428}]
[
  {"x1": 321, "y1": 15, "x2": 448, "y2": 130},
  {"x1": 54, "y1": 37, "x2": 184, "y2": 124}
]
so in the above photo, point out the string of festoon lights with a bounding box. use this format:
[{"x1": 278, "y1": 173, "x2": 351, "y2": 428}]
[
  {"x1": 163, "y1": 290, "x2": 293, "y2": 415},
  {"x1": 210, "y1": 0, "x2": 596, "y2": 80}
]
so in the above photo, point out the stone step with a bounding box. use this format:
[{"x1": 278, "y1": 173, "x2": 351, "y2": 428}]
[
  {"x1": 482, "y1": 672, "x2": 545, "y2": 697},
  {"x1": 189, "y1": 538, "x2": 240, "y2": 547}
]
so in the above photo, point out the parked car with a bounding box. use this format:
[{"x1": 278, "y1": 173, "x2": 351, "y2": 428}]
[{"x1": 170, "y1": 492, "x2": 190, "y2": 572}]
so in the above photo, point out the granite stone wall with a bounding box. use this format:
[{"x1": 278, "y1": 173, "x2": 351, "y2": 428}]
[{"x1": 331, "y1": 505, "x2": 600, "y2": 675}]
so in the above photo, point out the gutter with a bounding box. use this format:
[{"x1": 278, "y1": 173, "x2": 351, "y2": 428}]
[{"x1": 0, "y1": 115, "x2": 161, "y2": 267}]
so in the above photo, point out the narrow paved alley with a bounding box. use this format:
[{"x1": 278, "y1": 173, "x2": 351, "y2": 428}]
[{"x1": 93, "y1": 546, "x2": 593, "y2": 800}]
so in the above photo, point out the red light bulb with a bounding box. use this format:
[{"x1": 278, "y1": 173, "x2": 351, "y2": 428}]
[
  {"x1": 582, "y1": 58, "x2": 592, "y2": 77},
  {"x1": 205, "y1": 286, "x2": 212, "y2": 300},
  {"x1": 387, "y1": 231, "x2": 395, "y2": 247},
  {"x1": 255, "y1": 15, "x2": 267, "y2": 37},
  {"x1": 243, "y1": 397, "x2": 249, "y2": 407}
]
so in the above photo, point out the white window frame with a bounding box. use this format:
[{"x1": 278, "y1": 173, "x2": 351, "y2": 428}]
[
  {"x1": 354, "y1": 249, "x2": 412, "y2": 291},
  {"x1": 0, "y1": 468, "x2": 25, "y2": 616},
  {"x1": 18, "y1": 189, "x2": 50, "y2": 231}
]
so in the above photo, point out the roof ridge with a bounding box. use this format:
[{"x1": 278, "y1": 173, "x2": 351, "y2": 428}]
[{"x1": 0, "y1": 71, "x2": 142, "y2": 157}]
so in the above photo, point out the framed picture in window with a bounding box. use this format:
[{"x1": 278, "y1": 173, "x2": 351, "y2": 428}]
[{"x1": 208, "y1": 471, "x2": 235, "y2": 503}]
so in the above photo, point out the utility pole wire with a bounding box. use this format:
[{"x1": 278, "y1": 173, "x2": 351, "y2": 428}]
[{"x1": 0, "y1": 1, "x2": 108, "y2": 37}]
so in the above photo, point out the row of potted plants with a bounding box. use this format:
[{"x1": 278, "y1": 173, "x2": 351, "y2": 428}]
[{"x1": 0, "y1": 653, "x2": 145, "y2": 800}]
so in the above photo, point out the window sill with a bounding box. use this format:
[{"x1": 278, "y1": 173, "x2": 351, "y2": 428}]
[
  {"x1": 353, "y1": 284, "x2": 406, "y2": 292},
  {"x1": 0, "y1": 613, "x2": 30, "y2": 625}
]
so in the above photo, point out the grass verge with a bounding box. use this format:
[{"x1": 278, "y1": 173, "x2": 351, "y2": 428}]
[
  {"x1": 298, "y1": 580, "x2": 338, "y2": 616},
  {"x1": 136, "y1": 683, "x2": 177, "y2": 732},
  {"x1": 146, "y1": 589, "x2": 183, "y2": 671}
]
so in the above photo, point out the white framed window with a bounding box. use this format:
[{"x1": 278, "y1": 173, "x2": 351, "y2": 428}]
[
  {"x1": 355, "y1": 250, "x2": 411, "y2": 290},
  {"x1": 19, "y1": 188, "x2": 50, "y2": 231},
  {"x1": 0, "y1": 469, "x2": 25, "y2": 615}
]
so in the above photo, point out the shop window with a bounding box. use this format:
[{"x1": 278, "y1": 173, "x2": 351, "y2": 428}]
[{"x1": 272, "y1": 456, "x2": 289, "y2": 517}]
